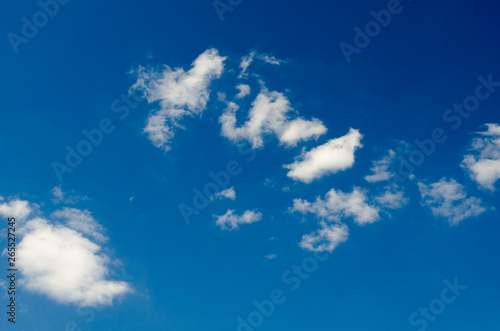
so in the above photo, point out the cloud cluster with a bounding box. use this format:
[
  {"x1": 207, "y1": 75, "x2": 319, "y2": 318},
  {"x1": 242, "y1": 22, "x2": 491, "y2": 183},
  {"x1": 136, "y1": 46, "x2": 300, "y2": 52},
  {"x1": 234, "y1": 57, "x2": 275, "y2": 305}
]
[
  {"x1": 215, "y1": 209, "x2": 262, "y2": 230},
  {"x1": 462, "y1": 123, "x2": 500, "y2": 191},
  {"x1": 220, "y1": 88, "x2": 327, "y2": 148},
  {"x1": 131, "y1": 49, "x2": 226, "y2": 150},
  {"x1": 418, "y1": 178, "x2": 487, "y2": 225},
  {"x1": 284, "y1": 128, "x2": 363, "y2": 183},
  {"x1": 293, "y1": 188, "x2": 380, "y2": 225}
]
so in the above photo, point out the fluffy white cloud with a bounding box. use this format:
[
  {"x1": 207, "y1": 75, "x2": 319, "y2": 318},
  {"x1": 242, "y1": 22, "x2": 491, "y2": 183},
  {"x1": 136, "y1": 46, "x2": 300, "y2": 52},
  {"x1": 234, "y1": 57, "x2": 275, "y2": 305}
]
[
  {"x1": 215, "y1": 209, "x2": 262, "y2": 230},
  {"x1": 365, "y1": 150, "x2": 396, "y2": 183},
  {"x1": 292, "y1": 187, "x2": 380, "y2": 225},
  {"x1": 18, "y1": 217, "x2": 131, "y2": 307},
  {"x1": 213, "y1": 187, "x2": 236, "y2": 201},
  {"x1": 299, "y1": 222, "x2": 349, "y2": 252},
  {"x1": 0, "y1": 198, "x2": 132, "y2": 307},
  {"x1": 280, "y1": 118, "x2": 328, "y2": 147},
  {"x1": 418, "y1": 178, "x2": 487, "y2": 225},
  {"x1": 131, "y1": 48, "x2": 226, "y2": 150},
  {"x1": 220, "y1": 88, "x2": 326, "y2": 148},
  {"x1": 235, "y1": 84, "x2": 251, "y2": 99},
  {"x1": 462, "y1": 123, "x2": 500, "y2": 190},
  {"x1": 0, "y1": 199, "x2": 32, "y2": 220},
  {"x1": 285, "y1": 128, "x2": 363, "y2": 183}
]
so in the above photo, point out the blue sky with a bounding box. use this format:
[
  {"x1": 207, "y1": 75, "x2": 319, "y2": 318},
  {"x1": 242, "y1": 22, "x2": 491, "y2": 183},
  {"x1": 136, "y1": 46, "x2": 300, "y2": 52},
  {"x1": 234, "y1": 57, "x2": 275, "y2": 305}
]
[{"x1": 1, "y1": 0, "x2": 500, "y2": 330}]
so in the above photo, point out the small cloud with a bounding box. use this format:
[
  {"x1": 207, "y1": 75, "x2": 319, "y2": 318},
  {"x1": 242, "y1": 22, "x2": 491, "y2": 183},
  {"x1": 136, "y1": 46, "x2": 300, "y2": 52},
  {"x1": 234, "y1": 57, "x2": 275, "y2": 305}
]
[
  {"x1": 264, "y1": 178, "x2": 276, "y2": 188},
  {"x1": 365, "y1": 150, "x2": 396, "y2": 183},
  {"x1": 418, "y1": 178, "x2": 487, "y2": 225},
  {"x1": 265, "y1": 254, "x2": 277, "y2": 260},
  {"x1": 462, "y1": 123, "x2": 500, "y2": 191},
  {"x1": 212, "y1": 187, "x2": 236, "y2": 201},
  {"x1": 299, "y1": 222, "x2": 349, "y2": 252},
  {"x1": 51, "y1": 185, "x2": 88, "y2": 205},
  {"x1": 284, "y1": 128, "x2": 363, "y2": 183},
  {"x1": 129, "y1": 197, "x2": 135, "y2": 202},
  {"x1": 214, "y1": 209, "x2": 262, "y2": 231},
  {"x1": 235, "y1": 84, "x2": 251, "y2": 99}
]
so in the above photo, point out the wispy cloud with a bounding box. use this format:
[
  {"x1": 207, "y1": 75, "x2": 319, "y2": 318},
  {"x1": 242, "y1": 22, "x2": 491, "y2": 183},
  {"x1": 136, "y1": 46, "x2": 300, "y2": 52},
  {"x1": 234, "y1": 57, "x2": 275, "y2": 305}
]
[
  {"x1": 418, "y1": 178, "x2": 487, "y2": 225},
  {"x1": 215, "y1": 209, "x2": 262, "y2": 230},
  {"x1": 299, "y1": 222, "x2": 349, "y2": 252}
]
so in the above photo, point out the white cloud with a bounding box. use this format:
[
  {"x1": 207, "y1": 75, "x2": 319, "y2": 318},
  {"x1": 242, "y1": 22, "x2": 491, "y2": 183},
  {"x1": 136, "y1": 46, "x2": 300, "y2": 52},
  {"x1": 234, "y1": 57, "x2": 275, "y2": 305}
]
[
  {"x1": 280, "y1": 118, "x2": 327, "y2": 147},
  {"x1": 51, "y1": 185, "x2": 87, "y2": 204},
  {"x1": 292, "y1": 187, "x2": 380, "y2": 225},
  {"x1": 365, "y1": 150, "x2": 396, "y2": 183},
  {"x1": 462, "y1": 123, "x2": 500, "y2": 191},
  {"x1": 0, "y1": 198, "x2": 132, "y2": 307},
  {"x1": 131, "y1": 48, "x2": 226, "y2": 150},
  {"x1": 265, "y1": 254, "x2": 277, "y2": 260},
  {"x1": 418, "y1": 178, "x2": 487, "y2": 225},
  {"x1": 18, "y1": 217, "x2": 131, "y2": 307},
  {"x1": 285, "y1": 128, "x2": 363, "y2": 183},
  {"x1": 51, "y1": 208, "x2": 108, "y2": 243},
  {"x1": 220, "y1": 88, "x2": 326, "y2": 148},
  {"x1": 238, "y1": 52, "x2": 255, "y2": 79},
  {"x1": 215, "y1": 209, "x2": 262, "y2": 230},
  {"x1": 0, "y1": 199, "x2": 32, "y2": 220},
  {"x1": 375, "y1": 186, "x2": 408, "y2": 210},
  {"x1": 51, "y1": 186, "x2": 64, "y2": 203},
  {"x1": 235, "y1": 84, "x2": 251, "y2": 99},
  {"x1": 299, "y1": 222, "x2": 349, "y2": 252},
  {"x1": 237, "y1": 52, "x2": 285, "y2": 78},
  {"x1": 213, "y1": 187, "x2": 236, "y2": 201},
  {"x1": 257, "y1": 54, "x2": 285, "y2": 65}
]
